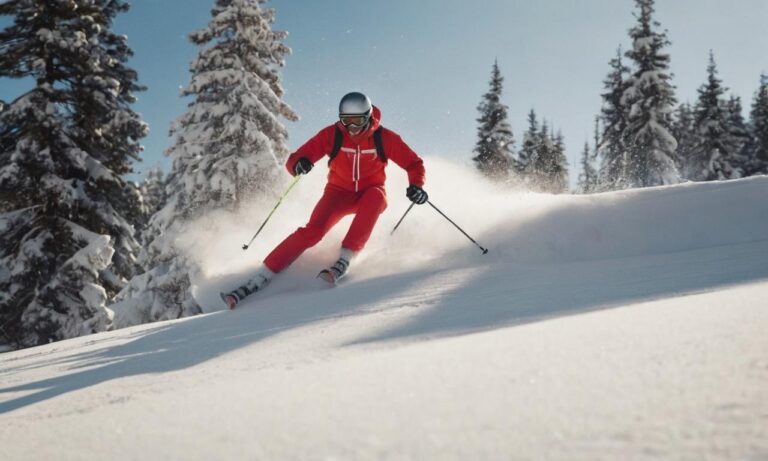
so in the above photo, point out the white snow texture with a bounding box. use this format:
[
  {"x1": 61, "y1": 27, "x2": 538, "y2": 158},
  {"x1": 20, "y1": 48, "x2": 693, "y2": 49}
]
[{"x1": 1, "y1": 158, "x2": 767, "y2": 460}]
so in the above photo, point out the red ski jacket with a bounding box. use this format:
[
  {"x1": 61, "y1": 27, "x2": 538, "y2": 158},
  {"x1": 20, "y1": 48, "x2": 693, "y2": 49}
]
[{"x1": 286, "y1": 106, "x2": 426, "y2": 193}]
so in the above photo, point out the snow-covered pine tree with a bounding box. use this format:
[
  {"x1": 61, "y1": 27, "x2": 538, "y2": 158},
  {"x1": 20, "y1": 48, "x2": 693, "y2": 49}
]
[
  {"x1": 473, "y1": 60, "x2": 516, "y2": 182},
  {"x1": 140, "y1": 166, "x2": 167, "y2": 219},
  {"x1": 592, "y1": 116, "x2": 601, "y2": 168},
  {"x1": 527, "y1": 119, "x2": 551, "y2": 192},
  {"x1": 168, "y1": 0, "x2": 298, "y2": 213},
  {"x1": 671, "y1": 102, "x2": 696, "y2": 177},
  {"x1": 746, "y1": 74, "x2": 768, "y2": 175},
  {"x1": 686, "y1": 52, "x2": 740, "y2": 181},
  {"x1": 597, "y1": 47, "x2": 631, "y2": 191},
  {"x1": 517, "y1": 109, "x2": 540, "y2": 182},
  {"x1": 0, "y1": 0, "x2": 147, "y2": 348},
  {"x1": 584, "y1": 115, "x2": 602, "y2": 193},
  {"x1": 121, "y1": 179, "x2": 150, "y2": 242},
  {"x1": 621, "y1": 0, "x2": 679, "y2": 187},
  {"x1": 724, "y1": 96, "x2": 751, "y2": 177},
  {"x1": 128, "y1": 167, "x2": 167, "y2": 245},
  {"x1": 550, "y1": 130, "x2": 569, "y2": 193},
  {"x1": 577, "y1": 141, "x2": 598, "y2": 193},
  {"x1": 113, "y1": 0, "x2": 297, "y2": 326},
  {"x1": 524, "y1": 120, "x2": 568, "y2": 193},
  {"x1": 523, "y1": 118, "x2": 552, "y2": 192}
]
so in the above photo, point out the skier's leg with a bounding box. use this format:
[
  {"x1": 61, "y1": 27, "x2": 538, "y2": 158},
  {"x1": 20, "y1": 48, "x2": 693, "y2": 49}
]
[
  {"x1": 263, "y1": 185, "x2": 356, "y2": 273},
  {"x1": 318, "y1": 187, "x2": 388, "y2": 284},
  {"x1": 341, "y1": 186, "x2": 388, "y2": 252}
]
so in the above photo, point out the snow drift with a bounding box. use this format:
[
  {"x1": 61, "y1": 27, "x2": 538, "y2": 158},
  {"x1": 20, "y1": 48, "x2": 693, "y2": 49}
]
[
  {"x1": 140, "y1": 157, "x2": 768, "y2": 317},
  {"x1": 4, "y1": 162, "x2": 767, "y2": 461}
]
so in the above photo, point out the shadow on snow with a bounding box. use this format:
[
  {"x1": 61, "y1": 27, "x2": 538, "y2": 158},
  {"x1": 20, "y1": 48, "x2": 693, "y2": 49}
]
[{"x1": 1, "y1": 235, "x2": 767, "y2": 414}]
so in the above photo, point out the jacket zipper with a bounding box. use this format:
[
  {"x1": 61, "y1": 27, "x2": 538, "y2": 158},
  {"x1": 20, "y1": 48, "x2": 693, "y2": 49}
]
[{"x1": 355, "y1": 145, "x2": 360, "y2": 192}]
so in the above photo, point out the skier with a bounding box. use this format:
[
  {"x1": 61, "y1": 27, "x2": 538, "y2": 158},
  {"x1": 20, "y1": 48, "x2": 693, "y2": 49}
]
[{"x1": 222, "y1": 92, "x2": 429, "y2": 309}]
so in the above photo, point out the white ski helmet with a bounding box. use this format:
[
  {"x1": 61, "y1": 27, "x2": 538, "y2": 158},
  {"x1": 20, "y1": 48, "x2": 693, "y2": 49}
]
[{"x1": 339, "y1": 92, "x2": 373, "y2": 127}]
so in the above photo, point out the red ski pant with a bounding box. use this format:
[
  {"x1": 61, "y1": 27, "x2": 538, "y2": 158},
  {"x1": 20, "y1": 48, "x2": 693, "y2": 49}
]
[{"x1": 263, "y1": 184, "x2": 388, "y2": 273}]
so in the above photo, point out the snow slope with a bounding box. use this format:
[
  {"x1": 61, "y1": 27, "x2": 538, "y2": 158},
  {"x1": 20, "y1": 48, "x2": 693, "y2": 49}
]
[{"x1": 2, "y1": 160, "x2": 768, "y2": 460}]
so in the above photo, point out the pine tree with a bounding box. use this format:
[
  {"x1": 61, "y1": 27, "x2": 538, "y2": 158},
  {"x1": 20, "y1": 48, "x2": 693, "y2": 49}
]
[
  {"x1": 140, "y1": 166, "x2": 167, "y2": 219},
  {"x1": 124, "y1": 167, "x2": 167, "y2": 242},
  {"x1": 550, "y1": 130, "x2": 570, "y2": 193},
  {"x1": 593, "y1": 116, "x2": 601, "y2": 168},
  {"x1": 747, "y1": 74, "x2": 768, "y2": 175},
  {"x1": 523, "y1": 118, "x2": 548, "y2": 190},
  {"x1": 473, "y1": 60, "x2": 516, "y2": 181},
  {"x1": 168, "y1": 0, "x2": 298, "y2": 213},
  {"x1": 577, "y1": 141, "x2": 598, "y2": 193},
  {"x1": 597, "y1": 47, "x2": 631, "y2": 191},
  {"x1": 525, "y1": 121, "x2": 568, "y2": 193},
  {"x1": 517, "y1": 109, "x2": 539, "y2": 177},
  {"x1": 621, "y1": 0, "x2": 679, "y2": 187},
  {"x1": 114, "y1": 0, "x2": 297, "y2": 325},
  {"x1": 671, "y1": 102, "x2": 696, "y2": 177},
  {"x1": 686, "y1": 52, "x2": 739, "y2": 181},
  {"x1": 0, "y1": 0, "x2": 147, "y2": 347},
  {"x1": 724, "y1": 96, "x2": 751, "y2": 177},
  {"x1": 122, "y1": 179, "x2": 149, "y2": 241}
]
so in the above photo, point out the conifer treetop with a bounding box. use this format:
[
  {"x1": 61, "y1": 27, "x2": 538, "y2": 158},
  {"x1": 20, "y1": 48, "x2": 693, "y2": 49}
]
[{"x1": 473, "y1": 59, "x2": 515, "y2": 181}]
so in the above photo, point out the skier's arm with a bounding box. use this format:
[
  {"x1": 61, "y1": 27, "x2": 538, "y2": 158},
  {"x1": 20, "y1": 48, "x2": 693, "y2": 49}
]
[
  {"x1": 386, "y1": 132, "x2": 426, "y2": 187},
  {"x1": 285, "y1": 126, "x2": 335, "y2": 176}
]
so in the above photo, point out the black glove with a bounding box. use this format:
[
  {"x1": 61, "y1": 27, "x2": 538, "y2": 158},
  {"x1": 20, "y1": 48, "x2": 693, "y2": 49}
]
[
  {"x1": 406, "y1": 185, "x2": 428, "y2": 205},
  {"x1": 292, "y1": 157, "x2": 313, "y2": 175}
]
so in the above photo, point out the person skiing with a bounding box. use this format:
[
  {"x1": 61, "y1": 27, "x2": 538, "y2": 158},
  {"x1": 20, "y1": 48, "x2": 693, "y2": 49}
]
[{"x1": 222, "y1": 92, "x2": 429, "y2": 309}]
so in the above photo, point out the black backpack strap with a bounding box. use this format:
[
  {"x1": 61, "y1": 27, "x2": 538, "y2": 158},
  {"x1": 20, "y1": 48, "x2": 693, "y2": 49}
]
[
  {"x1": 373, "y1": 127, "x2": 386, "y2": 162},
  {"x1": 327, "y1": 125, "x2": 344, "y2": 164},
  {"x1": 328, "y1": 126, "x2": 387, "y2": 164}
]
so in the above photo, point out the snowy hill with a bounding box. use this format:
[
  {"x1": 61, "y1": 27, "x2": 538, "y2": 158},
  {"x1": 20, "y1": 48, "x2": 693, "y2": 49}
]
[{"x1": 2, "y1": 160, "x2": 767, "y2": 460}]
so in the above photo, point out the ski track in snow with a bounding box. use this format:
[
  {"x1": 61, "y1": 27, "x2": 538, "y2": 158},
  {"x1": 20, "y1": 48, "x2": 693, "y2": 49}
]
[{"x1": 2, "y1": 164, "x2": 768, "y2": 460}]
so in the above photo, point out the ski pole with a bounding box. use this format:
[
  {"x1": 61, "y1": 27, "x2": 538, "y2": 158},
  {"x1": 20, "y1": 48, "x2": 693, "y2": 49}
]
[
  {"x1": 427, "y1": 200, "x2": 489, "y2": 255},
  {"x1": 242, "y1": 175, "x2": 301, "y2": 251},
  {"x1": 390, "y1": 202, "x2": 415, "y2": 235}
]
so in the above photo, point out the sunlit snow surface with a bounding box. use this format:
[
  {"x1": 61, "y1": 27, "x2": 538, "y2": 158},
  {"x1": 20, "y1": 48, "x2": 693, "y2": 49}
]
[{"x1": 2, "y1": 159, "x2": 768, "y2": 460}]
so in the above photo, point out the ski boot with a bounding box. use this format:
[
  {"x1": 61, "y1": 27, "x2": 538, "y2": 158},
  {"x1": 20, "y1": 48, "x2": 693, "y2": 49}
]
[
  {"x1": 220, "y1": 266, "x2": 273, "y2": 309},
  {"x1": 318, "y1": 249, "x2": 356, "y2": 285}
]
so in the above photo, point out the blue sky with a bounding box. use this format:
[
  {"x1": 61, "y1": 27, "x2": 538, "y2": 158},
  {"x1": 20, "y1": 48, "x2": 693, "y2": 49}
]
[{"x1": 2, "y1": 0, "x2": 767, "y2": 186}]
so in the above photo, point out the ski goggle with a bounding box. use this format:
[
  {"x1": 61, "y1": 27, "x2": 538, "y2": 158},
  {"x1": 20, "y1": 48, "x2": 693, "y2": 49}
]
[{"x1": 340, "y1": 114, "x2": 369, "y2": 127}]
